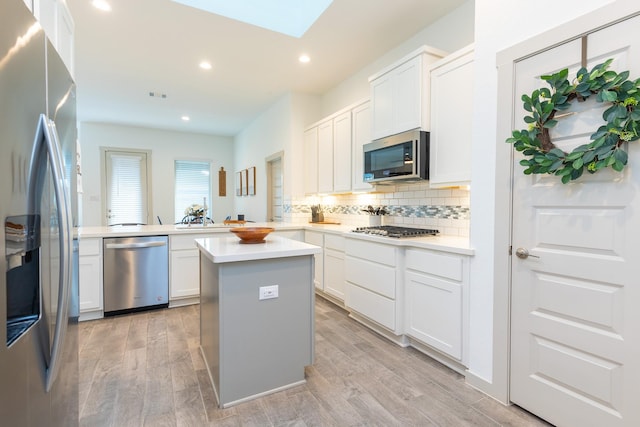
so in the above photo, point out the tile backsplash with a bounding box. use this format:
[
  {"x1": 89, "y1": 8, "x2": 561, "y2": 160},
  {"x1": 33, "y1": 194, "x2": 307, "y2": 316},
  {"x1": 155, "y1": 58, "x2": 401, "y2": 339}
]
[{"x1": 284, "y1": 183, "x2": 470, "y2": 236}]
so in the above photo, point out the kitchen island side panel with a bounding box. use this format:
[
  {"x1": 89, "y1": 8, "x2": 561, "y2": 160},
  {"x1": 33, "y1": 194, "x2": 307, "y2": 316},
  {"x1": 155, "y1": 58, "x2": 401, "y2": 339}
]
[
  {"x1": 218, "y1": 256, "x2": 314, "y2": 406},
  {"x1": 200, "y1": 254, "x2": 315, "y2": 407}
]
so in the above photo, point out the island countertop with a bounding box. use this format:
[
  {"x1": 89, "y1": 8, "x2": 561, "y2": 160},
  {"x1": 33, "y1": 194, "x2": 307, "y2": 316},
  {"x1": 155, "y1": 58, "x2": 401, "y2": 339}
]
[{"x1": 196, "y1": 235, "x2": 322, "y2": 264}]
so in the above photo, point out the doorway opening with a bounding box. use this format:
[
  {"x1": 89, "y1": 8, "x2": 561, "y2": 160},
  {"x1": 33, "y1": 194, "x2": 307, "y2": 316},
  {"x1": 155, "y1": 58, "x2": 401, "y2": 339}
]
[{"x1": 266, "y1": 152, "x2": 283, "y2": 222}]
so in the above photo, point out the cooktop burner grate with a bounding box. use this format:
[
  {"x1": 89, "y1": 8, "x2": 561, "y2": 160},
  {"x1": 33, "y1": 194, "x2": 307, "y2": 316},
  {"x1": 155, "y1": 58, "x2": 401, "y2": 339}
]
[{"x1": 352, "y1": 225, "x2": 439, "y2": 238}]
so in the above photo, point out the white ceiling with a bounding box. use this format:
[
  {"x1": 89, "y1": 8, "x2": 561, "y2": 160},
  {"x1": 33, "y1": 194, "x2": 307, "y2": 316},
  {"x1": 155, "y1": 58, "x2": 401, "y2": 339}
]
[{"x1": 68, "y1": 0, "x2": 467, "y2": 136}]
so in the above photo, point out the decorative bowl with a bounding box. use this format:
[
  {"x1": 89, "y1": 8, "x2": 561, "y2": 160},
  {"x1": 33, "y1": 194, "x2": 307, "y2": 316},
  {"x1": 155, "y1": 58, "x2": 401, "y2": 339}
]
[{"x1": 229, "y1": 227, "x2": 274, "y2": 244}]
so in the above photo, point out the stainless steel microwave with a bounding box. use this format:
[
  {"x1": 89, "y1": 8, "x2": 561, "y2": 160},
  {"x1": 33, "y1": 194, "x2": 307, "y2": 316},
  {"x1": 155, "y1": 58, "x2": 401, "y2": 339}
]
[{"x1": 363, "y1": 129, "x2": 429, "y2": 183}]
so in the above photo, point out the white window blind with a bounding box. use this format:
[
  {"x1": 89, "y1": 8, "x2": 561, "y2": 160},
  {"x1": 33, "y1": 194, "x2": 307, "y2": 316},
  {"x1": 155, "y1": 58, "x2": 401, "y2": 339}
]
[
  {"x1": 106, "y1": 152, "x2": 147, "y2": 225},
  {"x1": 175, "y1": 160, "x2": 211, "y2": 223}
]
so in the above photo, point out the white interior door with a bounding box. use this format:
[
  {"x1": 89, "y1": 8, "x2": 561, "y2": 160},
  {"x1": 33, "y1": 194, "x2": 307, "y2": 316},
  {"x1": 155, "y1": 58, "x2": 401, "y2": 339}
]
[{"x1": 510, "y1": 16, "x2": 640, "y2": 427}]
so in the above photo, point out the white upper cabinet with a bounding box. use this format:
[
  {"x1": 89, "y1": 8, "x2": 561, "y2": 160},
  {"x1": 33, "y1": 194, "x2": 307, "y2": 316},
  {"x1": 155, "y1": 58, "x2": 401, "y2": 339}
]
[
  {"x1": 304, "y1": 99, "x2": 370, "y2": 195},
  {"x1": 369, "y1": 46, "x2": 446, "y2": 140},
  {"x1": 351, "y1": 101, "x2": 372, "y2": 192},
  {"x1": 304, "y1": 127, "x2": 319, "y2": 194},
  {"x1": 55, "y1": 0, "x2": 74, "y2": 75},
  {"x1": 34, "y1": 0, "x2": 75, "y2": 75},
  {"x1": 332, "y1": 111, "x2": 352, "y2": 193},
  {"x1": 317, "y1": 120, "x2": 334, "y2": 193},
  {"x1": 429, "y1": 45, "x2": 474, "y2": 188}
]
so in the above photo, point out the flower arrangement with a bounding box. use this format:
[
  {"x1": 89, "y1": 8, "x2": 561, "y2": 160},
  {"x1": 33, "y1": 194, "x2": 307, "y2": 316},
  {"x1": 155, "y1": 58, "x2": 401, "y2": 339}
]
[{"x1": 184, "y1": 204, "x2": 205, "y2": 217}]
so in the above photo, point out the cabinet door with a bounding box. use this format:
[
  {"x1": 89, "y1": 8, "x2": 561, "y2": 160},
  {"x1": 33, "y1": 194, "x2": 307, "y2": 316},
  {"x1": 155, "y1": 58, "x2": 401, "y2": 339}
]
[
  {"x1": 333, "y1": 111, "x2": 352, "y2": 193},
  {"x1": 304, "y1": 231, "x2": 324, "y2": 290},
  {"x1": 351, "y1": 102, "x2": 372, "y2": 192},
  {"x1": 405, "y1": 271, "x2": 462, "y2": 359},
  {"x1": 370, "y1": 73, "x2": 393, "y2": 140},
  {"x1": 324, "y1": 248, "x2": 345, "y2": 300},
  {"x1": 56, "y1": 0, "x2": 74, "y2": 75},
  {"x1": 170, "y1": 249, "x2": 200, "y2": 299},
  {"x1": 317, "y1": 120, "x2": 334, "y2": 193},
  {"x1": 79, "y1": 255, "x2": 102, "y2": 312},
  {"x1": 34, "y1": 0, "x2": 57, "y2": 45},
  {"x1": 304, "y1": 127, "x2": 318, "y2": 194},
  {"x1": 429, "y1": 47, "x2": 474, "y2": 187},
  {"x1": 393, "y1": 55, "x2": 423, "y2": 134}
]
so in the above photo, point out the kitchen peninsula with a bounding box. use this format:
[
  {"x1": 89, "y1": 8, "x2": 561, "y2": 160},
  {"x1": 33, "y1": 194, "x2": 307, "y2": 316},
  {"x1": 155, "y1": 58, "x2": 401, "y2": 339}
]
[{"x1": 196, "y1": 235, "x2": 321, "y2": 407}]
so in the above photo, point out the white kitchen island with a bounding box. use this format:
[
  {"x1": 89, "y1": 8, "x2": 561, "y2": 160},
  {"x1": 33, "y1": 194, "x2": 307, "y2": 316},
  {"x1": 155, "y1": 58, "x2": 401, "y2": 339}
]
[{"x1": 196, "y1": 235, "x2": 321, "y2": 408}]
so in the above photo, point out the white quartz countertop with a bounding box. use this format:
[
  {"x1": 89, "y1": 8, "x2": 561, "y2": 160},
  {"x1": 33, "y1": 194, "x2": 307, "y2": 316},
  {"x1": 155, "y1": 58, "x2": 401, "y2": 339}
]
[
  {"x1": 196, "y1": 235, "x2": 322, "y2": 264},
  {"x1": 77, "y1": 222, "x2": 473, "y2": 256},
  {"x1": 77, "y1": 222, "x2": 302, "y2": 238}
]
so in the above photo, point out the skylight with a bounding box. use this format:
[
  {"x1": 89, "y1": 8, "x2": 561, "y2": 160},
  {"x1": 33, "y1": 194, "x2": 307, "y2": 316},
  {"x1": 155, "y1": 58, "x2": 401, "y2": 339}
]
[{"x1": 171, "y1": 0, "x2": 333, "y2": 38}]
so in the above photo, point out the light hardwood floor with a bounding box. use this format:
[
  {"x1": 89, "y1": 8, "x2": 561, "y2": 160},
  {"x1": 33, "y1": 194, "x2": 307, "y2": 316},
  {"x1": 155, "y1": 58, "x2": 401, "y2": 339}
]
[{"x1": 78, "y1": 297, "x2": 552, "y2": 426}]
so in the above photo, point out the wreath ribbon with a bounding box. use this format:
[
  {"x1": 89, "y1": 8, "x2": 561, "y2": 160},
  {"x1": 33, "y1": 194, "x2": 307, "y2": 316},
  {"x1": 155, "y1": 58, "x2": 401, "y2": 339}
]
[{"x1": 507, "y1": 59, "x2": 640, "y2": 183}]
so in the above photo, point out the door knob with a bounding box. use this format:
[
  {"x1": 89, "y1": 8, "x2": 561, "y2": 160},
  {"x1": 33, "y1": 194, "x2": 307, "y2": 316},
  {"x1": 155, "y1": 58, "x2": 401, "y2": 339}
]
[{"x1": 515, "y1": 247, "x2": 539, "y2": 259}]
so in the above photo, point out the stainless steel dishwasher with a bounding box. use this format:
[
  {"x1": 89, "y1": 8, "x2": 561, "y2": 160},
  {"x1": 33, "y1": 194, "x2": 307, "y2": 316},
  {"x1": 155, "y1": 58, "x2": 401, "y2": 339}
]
[{"x1": 103, "y1": 235, "x2": 169, "y2": 315}]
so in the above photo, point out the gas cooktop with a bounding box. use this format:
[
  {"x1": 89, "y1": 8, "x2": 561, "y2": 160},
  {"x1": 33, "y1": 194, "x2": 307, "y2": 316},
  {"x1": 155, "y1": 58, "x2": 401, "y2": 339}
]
[{"x1": 352, "y1": 225, "x2": 439, "y2": 238}]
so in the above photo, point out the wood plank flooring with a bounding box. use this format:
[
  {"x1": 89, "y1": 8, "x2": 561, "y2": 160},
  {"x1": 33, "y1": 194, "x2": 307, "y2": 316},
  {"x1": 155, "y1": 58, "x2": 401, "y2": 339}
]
[{"x1": 78, "y1": 297, "x2": 552, "y2": 426}]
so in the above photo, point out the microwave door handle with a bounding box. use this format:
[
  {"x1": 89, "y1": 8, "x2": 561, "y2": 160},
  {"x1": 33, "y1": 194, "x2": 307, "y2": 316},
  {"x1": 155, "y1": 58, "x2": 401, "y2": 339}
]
[{"x1": 28, "y1": 114, "x2": 73, "y2": 392}]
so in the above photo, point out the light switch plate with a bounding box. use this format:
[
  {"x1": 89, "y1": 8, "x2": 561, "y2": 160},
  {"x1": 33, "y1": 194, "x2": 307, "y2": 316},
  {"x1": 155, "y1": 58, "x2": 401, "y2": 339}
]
[{"x1": 259, "y1": 285, "x2": 279, "y2": 300}]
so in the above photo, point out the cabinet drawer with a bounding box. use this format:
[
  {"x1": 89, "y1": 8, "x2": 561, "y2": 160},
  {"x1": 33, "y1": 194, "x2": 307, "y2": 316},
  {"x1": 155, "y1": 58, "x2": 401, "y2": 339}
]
[
  {"x1": 304, "y1": 230, "x2": 324, "y2": 246},
  {"x1": 405, "y1": 249, "x2": 463, "y2": 282},
  {"x1": 345, "y1": 238, "x2": 395, "y2": 266},
  {"x1": 345, "y1": 282, "x2": 395, "y2": 330},
  {"x1": 79, "y1": 238, "x2": 101, "y2": 256},
  {"x1": 170, "y1": 234, "x2": 210, "y2": 251},
  {"x1": 345, "y1": 256, "x2": 395, "y2": 299},
  {"x1": 324, "y1": 234, "x2": 345, "y2": 251}
]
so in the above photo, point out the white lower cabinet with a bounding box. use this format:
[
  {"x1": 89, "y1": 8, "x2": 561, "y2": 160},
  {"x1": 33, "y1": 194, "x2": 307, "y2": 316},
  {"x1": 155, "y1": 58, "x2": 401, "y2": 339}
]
[
  {"x1": 323, "y1": 234, "x2": 345, "y2": 300},
  {"x1": 78, "y1": 238, "x2": 102, "y2": 320},
  {"x1": 404, "y1": 248, "x2": 469, "y2": 362},
  {"x1": 304, "y1": 230, "x2": 324, "y2": 291},
  {"x1": 345, "y1": 238, "x2": 399, "y2": 332},
  {"x1": 170, "y1": 233, "x2": 218, "y2": 305}
]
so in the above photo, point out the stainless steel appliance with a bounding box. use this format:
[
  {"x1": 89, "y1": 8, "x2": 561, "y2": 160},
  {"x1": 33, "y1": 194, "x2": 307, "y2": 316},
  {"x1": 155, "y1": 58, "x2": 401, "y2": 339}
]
[
  {"x1": 1, "y1": 1, "x2": 78, "y2": 425},
  {"x1": 103, "y1": 236, "x2": 169, "y2": 315},
  {"x1": 363, "y1": 129, "x2": 429, "y2": 183},
  {"x1": 352, "y1": 226, "x2": 439, "y2": 238}
]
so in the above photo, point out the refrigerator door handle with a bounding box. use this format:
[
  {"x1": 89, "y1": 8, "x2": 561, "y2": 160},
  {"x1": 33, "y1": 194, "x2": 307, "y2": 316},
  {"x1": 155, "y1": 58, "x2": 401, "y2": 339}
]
[{"x1": 28, "y1": 114, "x2": 73, "y2": 392}]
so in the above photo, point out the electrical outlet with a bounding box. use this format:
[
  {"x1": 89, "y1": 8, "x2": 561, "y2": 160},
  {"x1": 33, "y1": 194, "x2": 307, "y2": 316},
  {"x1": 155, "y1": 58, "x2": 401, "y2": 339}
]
[{"x1": 259, "y1": 285, "x2": 279, "y2": 300}]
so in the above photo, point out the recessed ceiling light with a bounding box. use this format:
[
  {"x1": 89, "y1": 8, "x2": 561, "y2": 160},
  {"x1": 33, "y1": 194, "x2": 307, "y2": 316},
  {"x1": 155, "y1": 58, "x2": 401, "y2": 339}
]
[
  {"x1": 181, "y1": 116, "x2": 190, "y2": 121},
  {"x1": 299, "y1": 54, "x2": 310, "y2": 64},
  {"x1": 199, "y1": 61, "x2": 212, "y2": 70},
  {"x1": 92, "y1": 0, "x2": 112, "y2": 12}
]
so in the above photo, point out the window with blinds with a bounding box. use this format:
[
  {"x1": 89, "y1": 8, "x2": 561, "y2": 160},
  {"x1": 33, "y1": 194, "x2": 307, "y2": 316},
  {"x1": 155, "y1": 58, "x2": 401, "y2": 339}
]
[
  {"x1": 104, "y1": 150, "x2": 149, "y2": 225},
  {"x1": 174, "y1": 160, "x2": 211, "y2": 223}
]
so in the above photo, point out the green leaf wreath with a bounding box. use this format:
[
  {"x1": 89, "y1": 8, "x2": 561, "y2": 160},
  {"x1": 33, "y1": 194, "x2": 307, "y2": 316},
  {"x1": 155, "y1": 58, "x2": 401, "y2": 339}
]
[{"x1": 506, "y1": 59, "x2": 640, "y2": 183}]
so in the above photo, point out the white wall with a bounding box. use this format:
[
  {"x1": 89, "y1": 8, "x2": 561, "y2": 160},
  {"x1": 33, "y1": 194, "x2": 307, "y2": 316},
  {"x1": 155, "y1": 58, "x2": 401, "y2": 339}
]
[
  {"x1": 319, "y1": 0, "x2": 475, "y2": 118},
  {"x1": 79, "y1": 122, "x2": 234, "y2": 226},
  {"x1": 469, "y1": 0, "x2": 619, "y2": 401},
  {"x1": 233, "y1": 93, "x2": 319, "y2": 221}
]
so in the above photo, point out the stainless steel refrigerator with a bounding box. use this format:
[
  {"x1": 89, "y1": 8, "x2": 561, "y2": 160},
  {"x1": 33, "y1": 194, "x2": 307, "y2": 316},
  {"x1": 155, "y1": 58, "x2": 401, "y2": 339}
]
[{"x1": 0, "y1": 0, "x2": 79, "y2": 425}]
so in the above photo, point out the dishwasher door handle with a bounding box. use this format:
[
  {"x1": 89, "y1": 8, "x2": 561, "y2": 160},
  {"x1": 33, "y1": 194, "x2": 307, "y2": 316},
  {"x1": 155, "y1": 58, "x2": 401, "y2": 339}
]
[{"x1": 105, "y1": 241, "x2": 167, "y2": 250}]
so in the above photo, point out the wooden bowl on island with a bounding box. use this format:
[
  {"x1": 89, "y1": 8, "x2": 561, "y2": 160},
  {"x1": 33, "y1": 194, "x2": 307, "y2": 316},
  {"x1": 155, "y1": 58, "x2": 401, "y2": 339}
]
[{"x1": 229, "y1": 227, "x2": 274, "y2": 244}]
